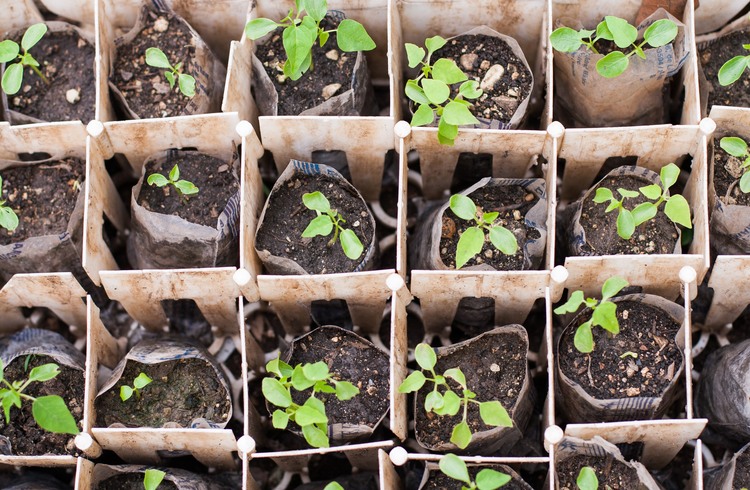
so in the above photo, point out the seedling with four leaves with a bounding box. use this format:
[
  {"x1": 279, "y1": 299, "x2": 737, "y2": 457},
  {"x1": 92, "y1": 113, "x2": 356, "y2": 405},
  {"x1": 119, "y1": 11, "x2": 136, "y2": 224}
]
[
  {"x1": 438, "y1": 453, "x2": 511, "y2": 490},
  {"x1": 576, "y1": 466, "x2": 599, "y2": 490},
  {"x1": 145, "y1": 47, "x2": 195, "y2": 97},
  {"x1": 301, "y1": 191, "x2": 364, "y2": 260},
  {"x1": 719, "y1": 136, "x2": 750, "y2": 193},
  {"x1": 120, "y1": 372, "x2": 153, "y2": 402},
  {"x1": 0, "y1": 175, "x2": 19, "y2": 232},
  {"x1": 398, "y1": 343, "x2": 513, "y2": 449},
  {"x1": 550, "y1": 16, "x2": 678, "y2": 78},
  {"x1": 0, "y1": 23, "x2": 49, "y2": 95},
  {"x1": 143, "y1": 469, "x2": 166, "y2": 490},
  {"x1": 554, "y1": 276, "x2": 629, "y2": 353},
  {"x1": 147, "y1": 164, "x2": 199, "y2": 201}
]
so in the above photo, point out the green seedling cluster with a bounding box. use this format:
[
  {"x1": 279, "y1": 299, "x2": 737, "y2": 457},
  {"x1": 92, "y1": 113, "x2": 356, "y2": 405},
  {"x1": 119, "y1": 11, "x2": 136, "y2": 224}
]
[
  {"x1": 405, "y1": 36, "x2": 483, "y2": 146},
  {"x1": 262, "y1": 357, "x2": 360, "y2": 448},
  {"x1": 439, "y1": 453, "x2": 511, "y2": 490},
  {"x1": 120, "y1": 372, "x2": 153, "y2": 402},
  {"x1": 398, "y1": 343, "x2": 513, "y2": 450},
  {"x1": 576, "y1": 466, "x2": 599, "y2": 490},
  {"x1": 0, "y1": 175, "x2": 19, "y2": 232},
  {"x1": 0, "y1": 359, "x2": 79, "y2": 435},
  {"x1": 145, "y1": 47, "x2": 195, "y2": 98},
  {"x1": 143, "y1": 469, "x2": 166, "y2": 490},
  {"x1": 592, "y1": 163, "x2": 692, "y2": 240},
  {"x1": 554, "y1": 276, "x2": 629, "y2": 353},
  {"x1": 0, "y1": 23, "x2": 49, "y2": 95},
  {"x1": 147, "y1": 164, "x2": 199, "y2": 201},
  {"x1": 719, "y1": 136, "x2": 750, "y2": 193},
  {"x1": 244, "y1": 0, "x2": 375, "y2": 81},
  {"x1": 301, "y1": 191, "x2": 364, "y2": 260},
  {"x1": 449, "y1": 193, "x2": 518, "y2": 269},
  {"x1": 550, "y1": 16, "x2": 678, "y2": 78}
]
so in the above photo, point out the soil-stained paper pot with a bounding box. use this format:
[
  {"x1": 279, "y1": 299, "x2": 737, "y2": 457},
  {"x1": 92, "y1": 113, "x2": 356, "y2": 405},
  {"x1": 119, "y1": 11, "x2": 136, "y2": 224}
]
[
  {"x1": 708, "y1": 138, "x2": 750, "y2": 255},
  {"x1": 419, "y1": 461, "x2": 532, "y2": 489},
  {"x1": 92, "y1": 464, "x2": 239, "y2": 489},
  {"x1": 703, "y1": 441, "x2": 750, "y2": 489}
]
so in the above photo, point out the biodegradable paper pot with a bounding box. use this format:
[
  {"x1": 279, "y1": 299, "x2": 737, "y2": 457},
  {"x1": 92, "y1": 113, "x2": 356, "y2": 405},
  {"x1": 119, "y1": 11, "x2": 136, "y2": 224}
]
[
  {"x1": 703, "y1": 441, "x2": 750, "y2": 489},
  {"x1": 709, "y1": 134, "x2": 750, "y2": 255},
  {"x1": 419, "y1": 461, "x2": 532, "y2": 489},
  {"x1": 92, "y1": 464, "x2": 239, "y2": 489}
]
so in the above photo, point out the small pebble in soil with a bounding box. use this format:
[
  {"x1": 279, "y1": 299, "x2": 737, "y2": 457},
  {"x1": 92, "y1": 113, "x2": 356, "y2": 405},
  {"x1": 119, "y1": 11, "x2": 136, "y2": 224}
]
[
  {"x1": 480, "y1": 64, "x2": 505, "y2": 90},
  {"x1": 460, "y1": 53, "x2": 478, "y2": 70},
  {"x1": 480, "y1": 60, "x2": 490, "y2": 70},
  {"x1": 326, "y1": 49, "x2": 339, "y2": 61},
  {"x1": 153, "y1": 17, "x2": 169, "y2": 33},
  {"x1": 322, "y1": 83, "x2": 342, "y2": 100},
  {"x1": 66, "y1": 88, "x2": 80, "y2": 104}
]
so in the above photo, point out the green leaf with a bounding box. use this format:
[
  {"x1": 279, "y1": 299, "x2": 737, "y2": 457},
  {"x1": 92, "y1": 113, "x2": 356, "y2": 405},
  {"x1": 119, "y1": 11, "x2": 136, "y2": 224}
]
[
  {"x1": 438, "y1": 116, "x2": 459, "y2": 145},
  {"x1": 302, "y1": 423, "x2": 329, "y2": 448},
  {"x1": 164, "y1": 70, "x2": 176, "y2": 88},
  {"x1": 617, "y1": 188, "x2": 639, "y2": 199},
  {"x1": 550, "y1": 27, "x2": 585, "y2": 52},
  {"x1": 336, "y1": 19, "x2": 375, "y2": 52},
  {"x1": 120, "y1": 385, "x2": 134, "y2": 401},
  {"x1": 398, "y1": 370, "x2": 426, "y2": 392},
  {"x1": 449, "y1": 194, "x2": 477, "y2": 221},
  {"x1": 178, "y1": 73, "x2": 196, "y2": 97},
  {"x1": 631, "y1": 202, "x2": 657, "y2": 227},
  {"x1": 21, "y1": 23, "x2": 47, "y2": 51},
  {"x1": 323, "y1": 483, "x2": 345, "y2": 490},
  {"x1": 720, "y1": 136, "x2": 749, "y2": 157},
  {"x1": 664, "y1": 194, "x2": 692, "y2": 228},
  {"x1": 643, "y1": 19, "x2": 678, "y2": 47},
  {"x1": 443, "y1": 368, "x2": 466, "y2": 388},
  {"x1": 458, "y1": 80, "x2": 482, "y2": 99},
  {"x1": 304, "y1": 0, "x2": 327, "y2": 22},
  {"x1": 414, "y1": 343, "x2": 437, "y2": 370},
  {"x1": 143, "y1": 469, "x2": 167, "y2": 490},
  {"x1": 451, "y1": 421, "x2": 472, "y2": 449},
  {"x1": 741, "y1": 171, "x2": 750, "y2": 193},
  {"x1": 302, "y1": 191, "x2": 331, "y2": 212},
  {"x1": 660, "y1": 163, "x2": 680, "y2": 190},
  {"x1": 302, "y1": 215, "x2": 333, "y2": 239},
  {"x1": 604, "y1": 16, "x2": 637, "y2": 48},
  {"x1": 455, "y1": 226, "x2": 484, "y2": 269},
  {"x1": 439, "y1": 454, "x2": 471, "y2": 484},
  {"x1": 411, "y1": 103, "x2": 435, "y2": 127},
  {"x1": 291, "y1": 365, "x2": 317, "y2": 391},
  {"x1": 20, "y1": 52, "x2": 37, "y2": 67},
  {"x1": 334, "y1": 381, "x2": 359, "y2": 400},
  {"x1": 617, "y1": 208, "x2": 636, "y2": 239},
  {"x1": 634, "y1": 43, "x2": 646, "y2": 60},
  {"x1": 272, "y1": 409, "x2": 289, "y2": 429},
  {"x1": 424, "y1": 36, "x2": 447, "y2": 56},
  {"x1": 168, "y1": 164, "x2": 179, "y2": 181},
  {"x1": 319, "y1": 30, "x2": 330, "y2": 47},
  {"x1": 596, "y1": 51, "x2": 629, "y2": 78},
  {"x1": 601, "y1": 276, "x2": 628, "y2": 300},
  {"x1": 489, "y1": 226, "x2": 518, "y2": 255},
  {"x1": 174, "y1": 180, "x2": 199, "y2": 196},
  {"x1": 422, "y1": 78, "x2": 450, "y2": 105},
  {"x1": 577, "y1": 466, "x2": 599, "y2": 490},
  {"x1": 32, "y1": 395, "x2": 79, "y2": 434},
  {"x1": 340, "y1": 228, "x2": 364, "y2": 260},
  {"x1": 302, "y1": 362, "x2": 329, "y2": 382},
  {"x1": 0, "y1": 40, "x2": 19, "y2": 63},
  {"x1": 0, "y1": 207, "x2": 18, "y2": 232},
  {"x1": 405, "y1": 43, "x2": 426, "y2": 68},
  {"x1": 283, "y1": 23, "x2": 317, "y2": 76},
  {"x1": 483, "y1": 212, "x2": 499, "y2": 224},
  {"x1": 574, "y1": 322, "x2": 594, "y2": 353},
  {"x1": 592, "y1": 301, "x2": 619, "y2": 334},
  {"x1": 476, "y1": 469, "x2": 511, "y2": 490},
  {"x1": 434, "y1": 390, "x2": 461, "y2": 416},
  {"x1": 305, "y1": 396, "x2": 325, "y2": 414},
  {"x1": 28, "y1": 363, "x2": 59, "y2": 383},
  {"x1": 639, "y1": 184, "x2": 663, "y2": 200},
  {"x1": 596, "y1": 21, "x2": 614, "y2": 41},
  {"x1": 2, "y1": 63, "x2": 24, "y2": 95},
  {"x1": 554, "y1": 290, "x2": 586, "y2": 315},
  {"x1": 425, "y1": 390, "x2": 444, "y2": 412},
  {"x1": 295, "y1": 403, "x2": 328, "y2": 426},
  {"x1": 245, "y1": 18, "x2": 279, "y2": 40},
  {"x1": 593, "y1": 187, "x2": 614, "y2": 203},
  {"x1": 262, "y1": 377, "x2": 292, "y2": 408},
  {"x1": 718, "y1": 55, "x2": 750, "y2": 86},
  {"x1": 432, "y1": 58, "x2": 468, "y2": 85},
  {"x1": 479, "y1": 400, "x2": 513, "y2": 427},
  {"x1": 145, "y1": 47, "x2": 172, "y2": 69},
  {"x1": 443, "y1": 100, "x2": 479, "y2": 126},
  {"x1": 406, "y1": 80, "x2": 431, "y2": 107},
  {"x1": 266, "y1": 358, "x2": 289, "y2": 378}
]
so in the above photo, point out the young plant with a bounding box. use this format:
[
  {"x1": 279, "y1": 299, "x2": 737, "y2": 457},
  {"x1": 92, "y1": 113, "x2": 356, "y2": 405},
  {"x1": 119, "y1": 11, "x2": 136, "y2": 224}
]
[
  {"x1": 0, "y1": 23, "x2": 49, "y2": 95},
  {"x1": 147, "y1": 164, "x2": 199, "y2": 201},
  {"x1": 262, "y1": 357, "x2": 360, "y2": 448},
  {"x1": 145, "y1": 47, "x2": 196, "y2": 97},
  {"x1": 550, "y1": 16, "x2": 678, "y2": 78},
  {"x1": 718, "y1": 40, "x2": 750, "y2": 86},
  {"x1": 120, "y1": 372, "x2": 153, "y2": 402},
  {"x1": 405, "y1": 36, "x2": 483, "y2": 146},
  {"x1": 553, "y1": 276, "x2": 629, "y2": 353},
  {"x1": 398, "y1": 343, "x2": 513, "y2": 450},
  {"x1": 593, "y1": 163, "x2": 692, "y2": 240},
  {"x1": 0, "y1": 359, "x2": 79, "y2": 435},
  {"x1": 576, "y1": 466, "x2": 599, "y2": 490},
  {"x1": 719, "y1": 136, "x2": 750, "y2": 193},
  {"x1": 143, "y1": 469, "x2": 166, "y2": 490},
  {"x1": 439, "y1": 453, "x2": 511, "y2": 490},
  {"x1": 0, "y1": 175, "x2": 19, "y2": 232},
  {"x1": 449, "y1": 193, "x2": 518, "y2": 269},
  {"x1": 301, "y1": 191, "x2": 364, "y2": 260},
  {"x1": 244, "y1": 0, "x2": 375, "y2": 81}
]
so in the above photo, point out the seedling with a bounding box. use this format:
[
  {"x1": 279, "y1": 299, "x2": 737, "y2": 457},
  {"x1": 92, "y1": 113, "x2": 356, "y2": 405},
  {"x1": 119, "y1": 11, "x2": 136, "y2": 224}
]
[
  {"x1": 147, "y1": 164, "x2": 199, "y2": 201},
  {"x1": 719, "y1": 136, "x2": 750, "y2": 193},
  {"x1": 323, "y1": 483, "x2": 344, "y2": 490},
  {"x1": 398, "y1": 343, "x2": 513, "y2": 449},
  {"x1": 301, "y1": 191, "x2": 364, "y2": 260},
  {"x1": 262, "y1": 357, "x2": 360, "y2": 448},
  {"x1": 550, "y1": 17, "x2": 678, "y2": 78},
  {"x1": 0, "y1": 23, "x2": 49, "y2": 95},
  {"x1": 405, "y1": 36, "x2": 483, "y2": 146},
  {"x1": 145, "y1": 47, "x2": 196, "y2": 97},
  {"x1": 120, "y1": 372, "x2": 153, "y2": 402},
  {"x1": 718, "y1": 42, "x2": 750, "y2": 86},
  {"x1": 449, "y1": 193, "x2": 518, "y2": 269},
  {"x1": 244, "y1": 0, "x2": 375, "y2": 81},
  {"x1": 143, "y1": 469, "x2": 166, "y2": 490},
  {"x1": 593, "y1": 163, "x2": 692, "y2": 240},
  {"x1": 577, "y1": 466, "x2": 599, "y2": 490},
  {"x1": 0, "y1": 175, "x2": 19, "y2": 232},
  {"x1": 554, "y1": 276, "x2": 628, "y2": 353},
  {"x1": 439, "y1": 453, "x2": 511, "y2": 490},
  {"x1": 0, "y1": 359, "x2": 79, "y2": 435}
]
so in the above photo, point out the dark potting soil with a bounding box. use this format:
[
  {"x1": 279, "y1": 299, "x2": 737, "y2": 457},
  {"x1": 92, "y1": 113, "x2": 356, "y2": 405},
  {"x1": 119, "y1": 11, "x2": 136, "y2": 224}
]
[
  {"x1": 440, "y1": 184, "x2": 540, "y2": 270},
  {"x1": 424, "y1": 465, "x2": 529, "y2": 490},
  {"x1": 254, "y1": 18, "x2": 355, "y2": 115},
  {"x1": 96, "y1": 473, "x2": 177, "y2": 490},
  {"x1": 95, "y1": 358, "x2": 231, "y2": 428},
  {"x1": 580, "y1": 175, "x2": 680, "y2": 255},
  {"x1": 555, "y1": 454, "x2": 642, "y2": 490},
  {"x1": 700, "y1": 29, "x2": 750, "y2": 109},
  {"x1": 5, "y1": 28, "x2": 95, "y2": 123},
  {"x1": 415, "y1": 331, "x2": 527, "y2": 448},
  {"x1": 713, "y1": 138, "x2": 750, "y2": 206},
  {"x1": 136, "y1": 152, "x2": 239, "y2": 228},
  {"x1": 254, "y1": 172, "x2": 375, "y2": 274},
  {"x1": 0, "y1": 354, "x2": 84, "y2": 456},
  {"x1": 111, "y1": 9, "x2": 198, "y2": 118},
  {"x1": 433, "y1": 34, "x2": 532, "y2": 125},
  {"x1": 734, "y1": 450, "x2": 750, "y2": 488},
  {"x1": 559, "y1": 300, "x2": 682, "y2": 400},
  {"x1": 0, "y1": 157, "x2": 84, "y2": 244}
]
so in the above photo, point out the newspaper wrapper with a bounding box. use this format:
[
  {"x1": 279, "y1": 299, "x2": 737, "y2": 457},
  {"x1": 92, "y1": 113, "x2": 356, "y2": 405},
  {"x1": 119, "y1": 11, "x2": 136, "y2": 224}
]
[
  {"x1": 95, "y1": 338, "x2": 232, "y2": 428},
  {"x1": 556, "y1": 293, "x2": 685, "y2": 423},
  {"x1": 127, "y1": 149, "x2": 241, "y2": 269},
  {"x1": 414, "y1": 325, "x2": 534, "y2": 454},
  {"x1": 703, "y1": 441, "x2": 750, "y2": 489},
  {"x1": 411, "y1": 178, "x2": 547, "y2": 271},
  {"x1": 695, "y1": 339, "x2": 750, "y2": 447},
  {"x1": 251, "y1": 11, "x2": 373, "y2": 117},
  {"x1": 419, "y1": 461, "x2": 532, "y2": 489},
  {"x1": 92, "y1": 464, "x2": 239, "y2": 489},
  {"x1": 254, "y1": 160, "x2": 378, "y2": 275},
  {"x1": 108, "y1": 3, "x2": 226, "y2": 119},
  {"x1": 695, "y1": 0, "x2": 749, "y2": 35},
  {"x1": 0, "y1": 22, "x2": 95, "y2": 125},
  {"x1": 562, "y1": 166, "x2": 682, "y2": 257},
  {"x1": 708, "y1": 134, "x2": 750, "y2": 255},
  {"x1": 553, "y1": 9, "x2": 689, "y2": 127}
]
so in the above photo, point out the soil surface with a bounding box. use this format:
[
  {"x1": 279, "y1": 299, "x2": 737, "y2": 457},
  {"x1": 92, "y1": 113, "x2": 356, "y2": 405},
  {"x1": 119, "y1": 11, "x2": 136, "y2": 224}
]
[
  {"x1": 559, "y1": 300, "x2": 682, "y2": 400},
  {"x1": 0, "y1": 158, "x2": 84, "y2": 244},
  {"x1": 111, "y1": 9, "x2": 197, "y2": 118},
  {"x1": 95, "y1": 358, "x2": 231, "y2": 428},
  {"x1": 556, "y1": 454, "x2": 642, "y2": 490},
  {"x1": 424, "y1": 465, "x2": 529, "y2": 489},
  {"x1": 414, "y1": 331, "x2": 527, "y2": 448},
  {"x1": 96, "y1": 473, "x2": 177, "y2": 490},
  {"x1": 734, "y1": 450, "x2": 750, "y2": 488},
  {"x1": 255, "y1": 172, "x2": 375, "y2": 274},
  {"x1": 433, "y1": 34, "x2": 532, "y2": 125},
  {"x1": 440, "y1": 184, "x2": 540, "y2": 270},
  {"x1": 713, "y1": 138, "x2": 750, "y2": 206},
  {"x1": 0, "y1": 354, "x2": 84, "y2": 456},
  {"x1": 580, "y1": 175, "x2": 680, "y2": 255},
  {"x1": 254, "y1": 17, "x2": 356, "y2": 115},
  {"x1": 137, "y1": 151, "x2": 239, "y2": 228},
  {"x1": 700, "y1": 29, "x2": 750, "y2": 109},
  {"x1": 5, "y1": 28, "x2": 95, "y2": 123}
]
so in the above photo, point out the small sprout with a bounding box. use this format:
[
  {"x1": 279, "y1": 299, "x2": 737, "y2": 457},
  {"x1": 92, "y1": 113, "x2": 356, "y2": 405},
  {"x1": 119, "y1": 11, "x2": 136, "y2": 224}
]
[
  {"x1": 244, "y1": 0, "x2": 375, "y2": 81},
  {"x1": 147, "y1": 164, "x2": 199, "y2": 201},
  {"x1": 120, "y1": 372, "x2": 153, "y2": 402},
  {"x1": 449, "y1": 193, "x2": 518, "y2": 269},
  {"x1": 0, "y1": 175, "x2": 19, "y2": 232},
  {"x1": 550, "y1": 17, "x2": 678, "y2": 78},
  {"x1": 719, "y1": 136, "x2": 750, "y2": 193},
  {"x1": 398, "y1": 343, "x2": 513, "y2": 450},
  {"x1": 554, "y1": 276, "x2": 629, "y2": 353},
  {"x1": 619, "y1": 351, "x2": 638, "y2": 359},
  {"x1": 262, "y1": 357, "x2": 360, "y2": 448},
  {"x1": 576, "y1": 466, "x2": 599, "y2": 490},
  {"x1": 0, "y1": 23, "x2": 49, "y2": 95},
  {"x1": 145, "y1": 47, "x2": 196, "y2": 97},
  {"x1": 404, "y1": 36, "x2": 483, "y2": 145},
  {"x1": 439, "y1": 453, "x2": 511, "y2": 490},
  {"x1": 143, "y1": 469, "x2": 166, "y2": 490},
  {"x1": 323, "y1": 483, "x2": 344, "y2": 490},
  {"x1": 718, "y1": 42, "x2": 750, "y2": 86},
  {"x1": 301, "y1": 191, "x2": 364, "y2": 260}
]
